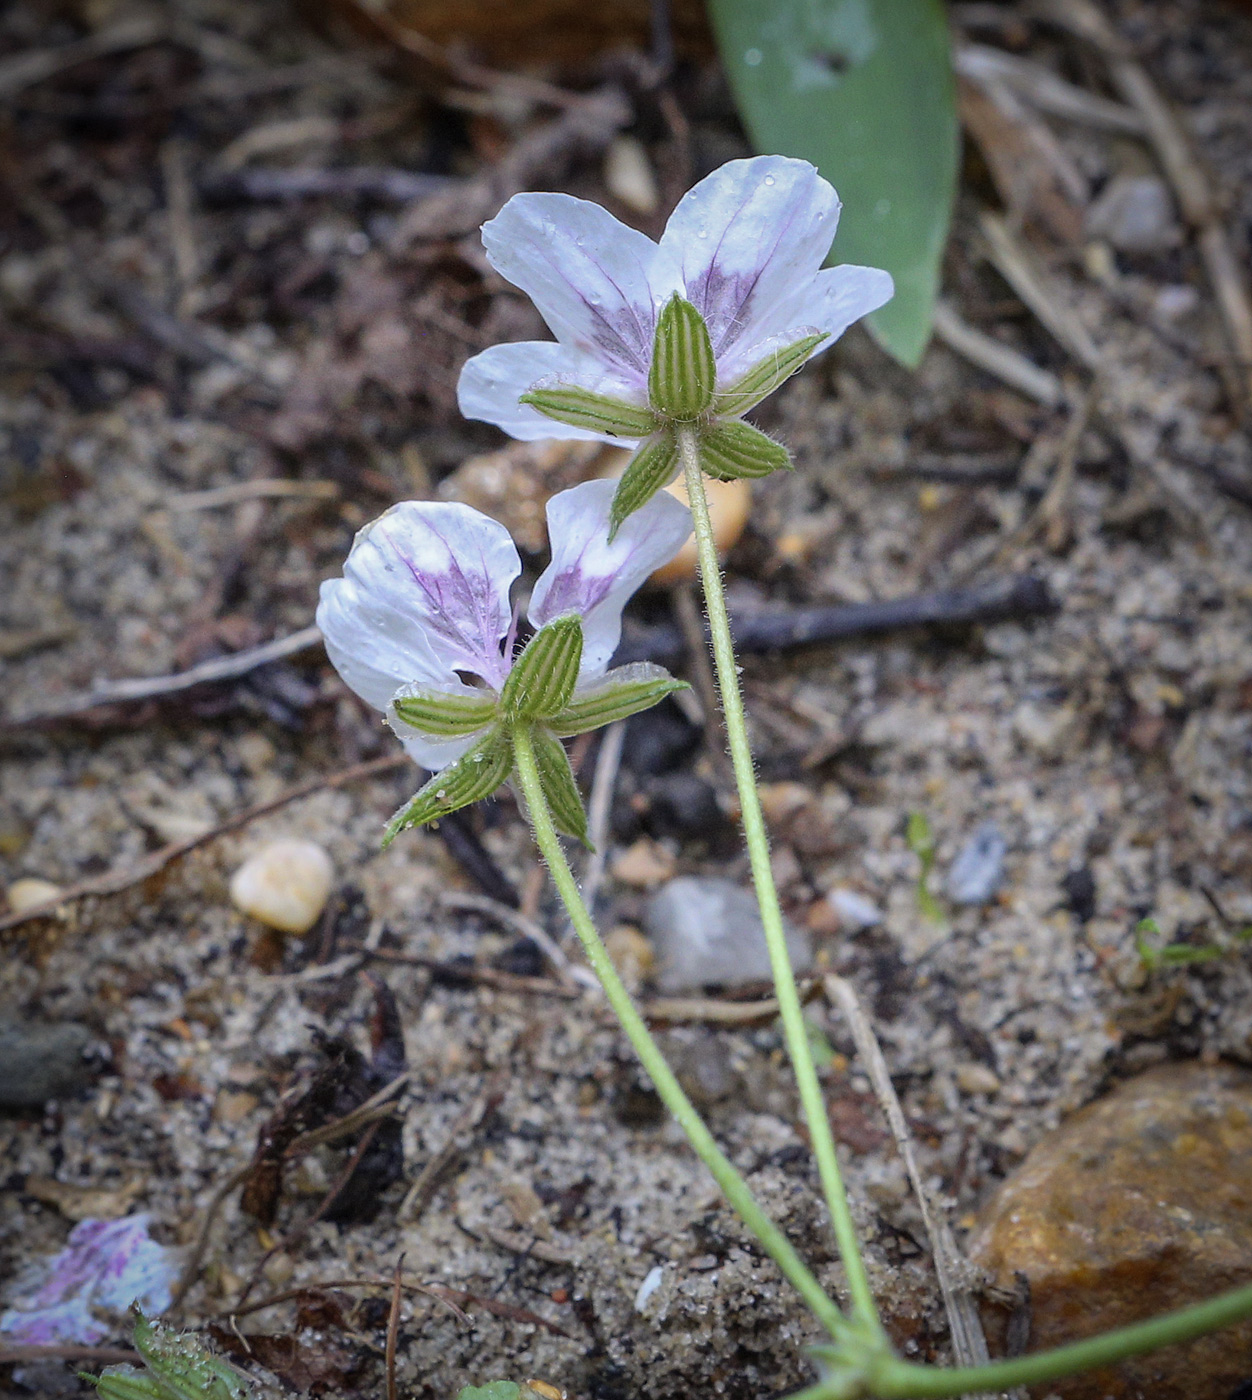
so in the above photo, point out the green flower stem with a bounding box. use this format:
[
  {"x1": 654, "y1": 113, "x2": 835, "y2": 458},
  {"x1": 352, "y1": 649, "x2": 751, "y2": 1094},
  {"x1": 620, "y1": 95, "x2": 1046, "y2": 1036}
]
[
  {"x1": 797, "y1": 1280, "x2": 1252, "y2": 1398},
  {"x1": 678, "y1": 426, "x2": 880, "y2": 1332},
  {"x1": 512, "y1": 723, "x2": 844, "y2": 1339}
]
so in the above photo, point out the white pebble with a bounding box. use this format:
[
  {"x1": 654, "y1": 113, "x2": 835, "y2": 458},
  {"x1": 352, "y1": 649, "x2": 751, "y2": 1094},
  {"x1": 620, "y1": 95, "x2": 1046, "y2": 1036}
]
[
  {"x1": 634, "y1": 1263, "x2": 665, "y2": 1312},
  {"x1": 604, "y1": 136, "x2": 659, "y2": 215},
  {"x1": 826, "y1": 887, "x2": 883, "y2": 931},
  {"x1": 7, "y1": 878, "x2": 64, "y2": 914},
  {"x1": 229, "y1": 838, "x2": 334, "y2": 935}
]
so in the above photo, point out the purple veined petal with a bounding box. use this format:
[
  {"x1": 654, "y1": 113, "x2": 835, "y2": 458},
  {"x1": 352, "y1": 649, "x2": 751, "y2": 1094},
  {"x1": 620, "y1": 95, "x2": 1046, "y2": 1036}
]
[
  {"x1": 529, "y1": 479, "x2": 693, "y2": 680},
  {"x1": 481, "y1": 192, "x2": 681, "y2": 380},
  {"x1": 318, "y1": 574, "x2": 454, "y2": 714},
  {"x1": 720, "y1": 264, "x2": 895, "y2": 382},
  {"x1": 659, "y1": 155, "x2": 841, "y2": 362},
  {"x1": 458, "y1": 340, "x2": 650, "y2": 446},
  {"x1": 330, "y1": 501, "x2": 522, "y2": 690}
]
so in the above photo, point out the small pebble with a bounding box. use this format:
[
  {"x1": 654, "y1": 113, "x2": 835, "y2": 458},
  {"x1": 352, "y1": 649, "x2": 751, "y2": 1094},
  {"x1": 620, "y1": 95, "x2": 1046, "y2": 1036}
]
[
  {"x1": 1086, "y1": 174, "x2": 1180, "y2": 253},
  {"x1": 634, "y1": 1263, "x2": 665, "y2": 1312},
  {"x1": 611, "y1": 838, "x2": 675, "y2": 889},
  {"x1": 824, "y1": 887, "x2": 883, "y2": 932},
  {"x1": 603, "y1": 135, "x2": 659, "y2": 215},
  {"x1": 229, "y1": 837, "x2": 334, "y2": 934},
  {"x1": 955, "y1": 1063, "x2": 1001, "y2": 1095},
  {"x1": 643, "y1": 876, "x2": 812, "y2": 992},
  {"x1": 6, "y1": 877, "x2": 63, "y2": 913},
  {"x1": 0, "y1": 1021, "x2": 96, "y2": 1107},
  {"x1": 946, "y1": 822, "x2": 1006, "y2": 906}
]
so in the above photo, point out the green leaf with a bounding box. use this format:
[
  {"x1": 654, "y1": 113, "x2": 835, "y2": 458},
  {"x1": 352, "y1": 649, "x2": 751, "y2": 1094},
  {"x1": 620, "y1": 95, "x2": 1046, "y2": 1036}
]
[
  {"x1": 128, "y1": 1314, "x2": 251, "y2": 1400},
  {"x1": 520, "y1": 384, "x2": 656, "y2": 438},
  {"x1": 609, "y1": 431, "x2": 680, "y2": 536},
  {"x1": 707, "y1": 0, "x2": 958, "y2": 366},
  {"x1": 500, "y1": 616, "x2": 583, "y2": 721},
  {"x1": 81, "y1": 1370, "x2": 167, "y2": 1400},
  {"x1": 699, "y1": 419, "x2": 791, "y2": 480},
  {"x1": 649, "y1": 295, "x2": 716, "y2": 420},
  {"x1": 530, "y1": 726, "x2": 591, "y2": 847},
  {"x1": 383, "y1": 729, "x2": 512, "y2": 847},
  {"x1": 548, "y1": 663, "x2": 690, "y2": 737},
  {"x1": 392, "y1": 686, "x2": 498, "y2": 737},
  {"x1": 712, "y1": 333, "x2": 824, "y2": 416}
]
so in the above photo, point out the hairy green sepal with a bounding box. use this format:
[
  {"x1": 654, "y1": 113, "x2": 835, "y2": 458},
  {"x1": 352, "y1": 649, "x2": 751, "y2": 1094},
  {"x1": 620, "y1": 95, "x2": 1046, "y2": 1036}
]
[
  {"x1": 548, "y1": 663, "x2": 689, "y2": 737},
  {"x1": 457, "y1": 1387, "x2": 522, "y2": 1400},
  {"x1": 712, "y1": 333, "x2": 824, "y2": 415},
  {"x1": 500, "y1": 615, "x2": 583, "y2": 721},
  {"x1": 383, "y1": 728, "x2": 513, "y2": 846},
  {"x1": 699, "y1": 419, "x2": 792, "y2": 480},
  {"x1": 609, "y1": 431, "x2": 680, "y2": 536},
  {"x1": 649, "y1": 295, "x2": 716, "y2": 420},
  {"x1": 530, "y1": 726, "x2": 591, "y2": 847},
  {"x1": 392, "y1": 686, "x2": 497, "y2": 736},
  {"x1": 521, "y1": 385, "x2": 656, "y2": 439},
  {"x1": 82, "y1": 1312, "x2": 250, "y2": 1400}
]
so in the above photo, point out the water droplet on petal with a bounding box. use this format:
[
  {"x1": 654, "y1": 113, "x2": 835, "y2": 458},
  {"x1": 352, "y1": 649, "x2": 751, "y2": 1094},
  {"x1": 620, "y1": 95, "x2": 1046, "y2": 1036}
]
[
  {"x1": 697, "y1": 228, "x2": 708, "y2": 239},
  {"x1": 744, "y1": 47, "x2": 763, "y2": 66},
  {"x1": 763, "y1": 175, "x2": 775, "y2": 186}
]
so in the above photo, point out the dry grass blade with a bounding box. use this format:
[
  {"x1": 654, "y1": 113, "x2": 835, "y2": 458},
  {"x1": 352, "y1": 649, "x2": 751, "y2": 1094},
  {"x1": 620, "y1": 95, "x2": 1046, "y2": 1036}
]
[
  {"x1": 932, "y1": 301, "x2": 1063, "y2": 406},
  {"x1": 825, "y1": 977, "x2": 1009, "y2": 1399},
  {"x1": 954, "y1": 43, "x2": 1144, "y2": 134},
  {"x1": 0, "y1": 16, "x2": 166, "y2": 100},
  {"x1": 385, "y1": 1255, "x2": 404, "y2": 1400},
  {"x1": 579, "y1": 719, "x2": 626, "y2": 919},
  {"x1": 439, "y1": 891, "x2": 590, "y2": 988}
]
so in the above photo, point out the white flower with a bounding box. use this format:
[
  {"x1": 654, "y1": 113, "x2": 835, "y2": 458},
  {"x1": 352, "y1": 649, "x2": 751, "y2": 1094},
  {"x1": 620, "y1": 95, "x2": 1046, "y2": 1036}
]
[
  {"x1": 316, "y1": 479, "x2": 691, "y2": 836},
  {"x1": 457, "y1": 155, "x2": 893, "y2": 447}
]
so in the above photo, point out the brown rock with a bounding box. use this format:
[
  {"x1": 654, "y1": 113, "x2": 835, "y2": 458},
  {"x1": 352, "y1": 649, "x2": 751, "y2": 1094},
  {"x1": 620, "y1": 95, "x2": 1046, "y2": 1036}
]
[{"x1": 968, "y1": 1061, "x2": 1252, "y2": 1400}]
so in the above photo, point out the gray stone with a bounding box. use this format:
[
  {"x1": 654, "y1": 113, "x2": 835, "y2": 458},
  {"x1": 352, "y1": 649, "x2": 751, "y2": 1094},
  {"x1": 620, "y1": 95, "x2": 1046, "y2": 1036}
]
[
  {"x1": 946, "y1": 822, "x2": 1007, "y2": 906},
  {"x1": 0, "y1": 1021, "x2": 96, "y2": 1107},
  {"x1": 643, "y1": 876, "x2": 812, "y2": 993},
  {"x1": 1086, "y1": 175, "x2": 1181, "y2": 253}
]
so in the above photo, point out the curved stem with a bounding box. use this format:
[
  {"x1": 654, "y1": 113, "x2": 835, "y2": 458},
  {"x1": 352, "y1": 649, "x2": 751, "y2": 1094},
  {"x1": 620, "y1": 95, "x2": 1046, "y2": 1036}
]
[
  {"x1": 796, "y1": 1280, "x2": 1252, "y2": 1398},
  {"x1": 511, "y1": 724, "x2": 845, "y2": 1338},
  {"x1": 678, "y1": 427, "x2": 880, "y2": 1331}
]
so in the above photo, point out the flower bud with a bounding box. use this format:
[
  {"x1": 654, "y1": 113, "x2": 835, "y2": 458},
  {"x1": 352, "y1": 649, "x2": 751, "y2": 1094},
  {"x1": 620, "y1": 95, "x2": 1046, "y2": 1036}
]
[{"x1": 648, "y1": 295, "x2": 716, "y2": 421}]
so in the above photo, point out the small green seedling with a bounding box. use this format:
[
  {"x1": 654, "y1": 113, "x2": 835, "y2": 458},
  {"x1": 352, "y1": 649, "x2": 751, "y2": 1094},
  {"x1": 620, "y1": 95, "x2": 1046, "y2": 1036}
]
[
  {"x1": 905, "y1": 812, "x2": 945, "y2": 924},
  {"x1": 1134, "y1": 916, "x2": 1252, "y2": 972},
  {"x1": 81, "y1": 1310, "x2": 250, "y2": 1400}
]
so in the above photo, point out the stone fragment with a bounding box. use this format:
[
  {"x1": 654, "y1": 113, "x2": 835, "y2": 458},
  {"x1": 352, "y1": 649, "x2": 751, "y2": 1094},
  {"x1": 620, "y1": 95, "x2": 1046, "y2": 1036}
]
[
  {"x1": 6, "y1": 877, "x2": 63, "y2": 913},
  {"x1": 605, "y1": 923, "x2": 654, "y2": 994},
  {"x1": 1086, "y1": 174, "x2": 1181, "y2": 254},
  {"x1": 643, "y1": 876, "x2": 812, "y2": 992},
  {"x1": 946, "y1": 821, "x2": 1006, "y2": 905},
  {"x1": 968, "y1": 1061, "x2": 1252, "y2": 1400},
  {"x1": 611, "y1": 838, "x2": 675, "y2": 889},
  {"x1": 0, "y1": 1020, "x2": 96, "y2": 1107},
  {"x1": 229, "y1": 837, "x2": 334, "y2": 934},
  {"x1": 603, "y1": 135, "x2": 659, "y2": 214},
  {"x1": 954, "y1": 1062, "x2": 1000, "y2": 1095},
  {"x1": 824, "y1": 887, "x2": 883, "y2": 932}
]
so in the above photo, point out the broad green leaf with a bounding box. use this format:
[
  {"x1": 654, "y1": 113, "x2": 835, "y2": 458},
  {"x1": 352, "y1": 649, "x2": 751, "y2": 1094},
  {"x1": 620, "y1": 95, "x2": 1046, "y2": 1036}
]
[
  {"x1": 707, "y1": 0, "x2": 958, "y2": 366},
  {"x1": 500, "y1": 616, "x2": 583, "y2": 721}
]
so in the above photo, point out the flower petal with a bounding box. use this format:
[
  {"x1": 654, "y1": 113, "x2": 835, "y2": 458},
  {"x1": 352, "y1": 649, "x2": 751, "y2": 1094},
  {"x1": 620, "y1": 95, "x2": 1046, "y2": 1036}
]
[
  {"x1": 659, "y1": 155, "x2": 841, "y2": 361},
  {"x1": 322, "y1": 501, "x2": 520, "y2": 694},
  {"x1": 530, "y1": 479, "x2": 692, "y2": 679},
  {"x1": 481, "y1": 192, "x2": 680, "y2": 380},
  {"x1": 458, "y1": 341, "x2": 649, "y2": 445},
  {"x1": 720, "y1": 264, "x2": 895, "y2": 381}
]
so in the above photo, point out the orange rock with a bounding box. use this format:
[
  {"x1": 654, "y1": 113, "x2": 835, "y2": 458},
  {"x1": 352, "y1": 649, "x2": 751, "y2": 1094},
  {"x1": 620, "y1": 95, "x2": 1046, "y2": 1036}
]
[{"x1": 968, "y1": 1061, "x2": 1252, "y2": 1400}]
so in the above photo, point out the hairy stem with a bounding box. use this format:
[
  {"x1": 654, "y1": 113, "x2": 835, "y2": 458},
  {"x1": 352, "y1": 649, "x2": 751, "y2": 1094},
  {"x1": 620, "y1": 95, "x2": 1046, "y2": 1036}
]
[
  {"x1": 798, "y1": 1280, "x2": 1252, "y2": 1398},
  {"x1": 678, "y1": 427, "x2": 880, "y2": 1330},
  {"x1": 511, "y1": 724, "x2": 845, "y2": 1338}
]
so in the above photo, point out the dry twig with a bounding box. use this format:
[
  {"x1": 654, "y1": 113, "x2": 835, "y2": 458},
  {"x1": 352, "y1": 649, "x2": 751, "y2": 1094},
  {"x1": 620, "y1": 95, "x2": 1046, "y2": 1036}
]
[{"x1": 932, "y1": 301, "x2": 1063, "y2": 406}]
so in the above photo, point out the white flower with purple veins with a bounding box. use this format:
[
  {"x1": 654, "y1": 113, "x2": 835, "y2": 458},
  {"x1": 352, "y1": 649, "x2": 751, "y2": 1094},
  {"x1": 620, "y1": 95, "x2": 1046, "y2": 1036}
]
[
  {"x1": 317, "y1": 479, "x2": 691, "y2": 846},
  {"x1": 457, "y1": 154, "x2": 893, "y2": 529}
]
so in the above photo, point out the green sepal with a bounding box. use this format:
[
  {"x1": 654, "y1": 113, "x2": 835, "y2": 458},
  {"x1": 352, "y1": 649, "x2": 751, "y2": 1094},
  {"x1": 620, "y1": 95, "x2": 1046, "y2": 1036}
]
[
  {"x1": 499, "y1": 615, "x2": 583, "y2": 721},
  {"x1": 698, "y1": 419, "x2": 791, "y2": 480},
  {"x1": 391, "y1": 686, "x2": 497, "y2": 737},
  {"x1": 130, "y1": 1314, "x2": 250, "y2": 1400},
  {"x1": 609, "y1": 431, "x2": 679, "y2": 537},
  {"x1": 649, "y1": 294, "x2": 716, "y2": 420},
  {"x1": 520, "y1": 384, "x2": 656, "y2": 439},
  {"x1": 548, "y1": 663, "x2": 690, "y2": 737},
  {"x1": 383, "y1": 728, "x2": 513, "y2": 847},
  {"x1": 712, "y1": 333, "x2": 824, "y2": 416},
  {"x1": 530, "y1": 726, "x2": 591, "y2": 847},
  {"x1": 79, "y1": 1370, "x2": 165, "y2": 1400}
]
